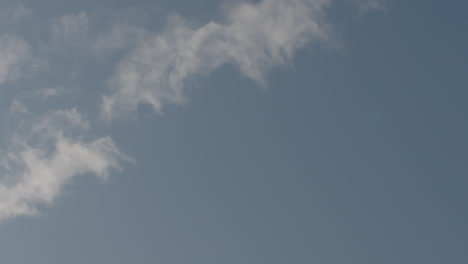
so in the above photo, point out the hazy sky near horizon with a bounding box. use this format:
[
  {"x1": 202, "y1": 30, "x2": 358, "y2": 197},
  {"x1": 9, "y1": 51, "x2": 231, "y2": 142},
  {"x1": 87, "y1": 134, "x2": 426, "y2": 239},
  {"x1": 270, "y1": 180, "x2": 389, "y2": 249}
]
[{"x1": 1, "y1": 0, "x2": 468, "y2": 263}]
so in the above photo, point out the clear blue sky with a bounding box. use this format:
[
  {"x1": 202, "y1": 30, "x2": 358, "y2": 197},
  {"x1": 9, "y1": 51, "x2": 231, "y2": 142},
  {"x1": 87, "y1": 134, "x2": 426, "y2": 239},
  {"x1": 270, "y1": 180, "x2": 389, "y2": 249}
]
[{"x1": 1, "y1": 1, "x2": 467, "y2": 263}]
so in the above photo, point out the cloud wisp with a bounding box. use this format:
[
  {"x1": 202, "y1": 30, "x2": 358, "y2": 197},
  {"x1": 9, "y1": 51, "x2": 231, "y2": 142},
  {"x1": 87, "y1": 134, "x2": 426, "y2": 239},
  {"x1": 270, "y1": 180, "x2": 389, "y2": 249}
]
[
  {"x1": 0, "y1": 4, "x2": 32, "y2": 24},
  {"x1": 0, "y1": 35, "x2": 31, "y2": 87},
  {"x1": 50, "y1": 12, "x2": 90, "y2": 48},
  {"x1": 102, "y1": 0, "x2": 339, "y2": 120},
  {"x1": 0, "y1": 108, "x2": 127, "y2": 220},
  {"x1": 0, "y1": 0, "x2": 382, "y2": 221}
]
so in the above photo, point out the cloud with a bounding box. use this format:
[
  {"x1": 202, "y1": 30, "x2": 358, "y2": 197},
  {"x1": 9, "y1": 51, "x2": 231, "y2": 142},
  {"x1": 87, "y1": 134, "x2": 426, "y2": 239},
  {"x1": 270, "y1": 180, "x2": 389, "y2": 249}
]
[
  {"x1": 9, "y1": 99, "x2": 29, "y2": 115},
  {"x1": 0, "y1": 4, "x2": 32, "y2": 23},
  {"x1": 36, "y1": 87, "x2": 64, "y2": 101},
  {"x1": 358, "y1": 0, "x2": 386, "y2": 13},
  {"x1": 0, "y1": 35, "x2": 31, "y2": 86},
  {"x1": 0, "y1": 108, "x2": 127, "y2": 221},
  {"x1": 91, "y1": 22, "x2": 147, "y2": 57},
  {"x1": 0, "y1": 0, "x2": 383, "y2": 221},
  {"x1": 50, "y1": 12, "x2": 89, "y2": 48},
  {"x1": 101, "y1": 0, "x2": 338, "y2": 120}
]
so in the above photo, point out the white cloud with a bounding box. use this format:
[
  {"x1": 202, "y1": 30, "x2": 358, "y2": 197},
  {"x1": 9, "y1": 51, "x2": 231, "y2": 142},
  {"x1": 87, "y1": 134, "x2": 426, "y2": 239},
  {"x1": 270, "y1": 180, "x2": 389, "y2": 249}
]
[
  {"x1": 91, "y1": 22, "x2": 147, "y2": 57},
  {"x1": 0, "y1": 4, "x2": 32, "y2": 23},
  {"x1": 0, "y1": 0, "x2": 383, "y2": 222},
  {"x1": 51, "y1": 11, "x2": 89, "y2": 47},
  {"x1": 9, "y1": 99, "x2": 30, "y2": 115},
  {"x1": 355, "y1": 0, "x2": 386, "y2": 13},
  {"x1": 36, "y1": 87, "x2": 64, "y2": 101},
  {"x1": 0, "y1": 35, "x2": 31, "y2": 86},
  {"x1": 0, "y1": 109, "x2": 127, "y2": 221},
  {"x1": 101, "y1": 0, "x2": 337, "y2": 120}
]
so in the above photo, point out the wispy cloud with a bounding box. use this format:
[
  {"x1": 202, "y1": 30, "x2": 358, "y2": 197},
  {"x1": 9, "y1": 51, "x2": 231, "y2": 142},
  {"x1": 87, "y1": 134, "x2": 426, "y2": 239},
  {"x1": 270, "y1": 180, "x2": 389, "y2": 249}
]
[
  {"x1": 90, "y1": 17, "x2": 148, "y2": 57},
  {"x1": 0, "y1": 35, "x2": 31, "y2": 86},
  {"x1": 0, "y1": 108, "x2": 127, "y2": 221},
  {"x1": 358, "y1": 0, "x2": 387, "y2": 13},
  {"x1": 102, "y1": 0, "x2": 339, "y2": 120},
  {"x1": 0, "y1": 4, "x2": 32, "y2": 24},
  {"x1": 0, "y1": 0, "x2": 382, "y2": 221},
  {"x1": 9, "y1": 98, "x2": 30, "y2": 115},
  {"x1": 50, "y1": 12, "x2": 89, "y2": 48}
]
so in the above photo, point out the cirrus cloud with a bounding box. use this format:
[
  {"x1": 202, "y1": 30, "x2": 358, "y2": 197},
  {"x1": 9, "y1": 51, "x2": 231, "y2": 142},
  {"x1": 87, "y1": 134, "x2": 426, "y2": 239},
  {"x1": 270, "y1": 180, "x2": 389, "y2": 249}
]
[{"x1": 0, "y1": 108, "x2": 128, "y2": 221}]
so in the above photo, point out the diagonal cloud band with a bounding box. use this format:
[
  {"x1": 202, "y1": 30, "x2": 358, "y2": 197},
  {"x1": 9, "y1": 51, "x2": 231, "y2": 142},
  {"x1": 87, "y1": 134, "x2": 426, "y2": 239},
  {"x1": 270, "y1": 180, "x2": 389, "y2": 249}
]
[
  {"x1": 102, "y1": 0, "x2": 338, "y2": 120},
  {"x1": 0, "y1": 0, "x2": 382, "y2": 221}
]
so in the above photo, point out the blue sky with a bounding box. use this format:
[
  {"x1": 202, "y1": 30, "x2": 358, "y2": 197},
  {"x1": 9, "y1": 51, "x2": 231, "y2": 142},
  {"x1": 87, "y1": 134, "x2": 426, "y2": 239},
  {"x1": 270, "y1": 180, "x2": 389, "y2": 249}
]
[{"x1": 1, "y1": 0, "x2": 468, "y2": 263}]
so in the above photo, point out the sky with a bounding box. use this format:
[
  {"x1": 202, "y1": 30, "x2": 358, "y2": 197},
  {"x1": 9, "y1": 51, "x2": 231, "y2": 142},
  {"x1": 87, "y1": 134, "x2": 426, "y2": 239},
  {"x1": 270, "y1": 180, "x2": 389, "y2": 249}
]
[{"x1": 0, "y1": 0, "x2": 467, "y2": 263}]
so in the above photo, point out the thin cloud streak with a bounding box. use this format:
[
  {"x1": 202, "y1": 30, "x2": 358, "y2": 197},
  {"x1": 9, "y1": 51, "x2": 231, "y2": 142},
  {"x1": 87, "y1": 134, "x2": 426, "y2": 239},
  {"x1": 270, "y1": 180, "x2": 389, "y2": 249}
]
[
  {"x1": 0, "y1": 4, "x2": 32, "y2": 24},
  {"x1": 0, "y1": 35, "x2": 31, "y2": 87},
  {"x1": 0, "y1": 0, "x2": 382, "y2": 221},
  {"x1": 101, "y1": 0, "x2": 338, "y2": 120},
  {"x1": 0, "y1": 109, "x2": 127, "y2": 221}
]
